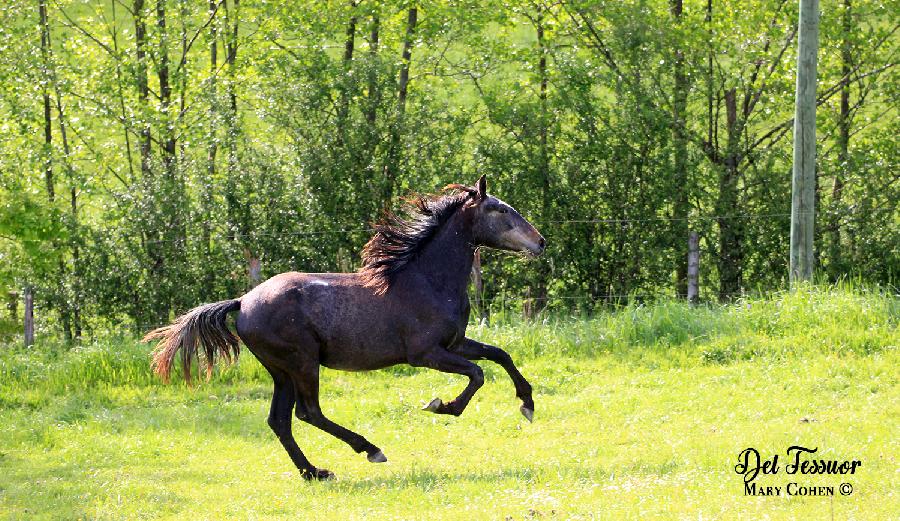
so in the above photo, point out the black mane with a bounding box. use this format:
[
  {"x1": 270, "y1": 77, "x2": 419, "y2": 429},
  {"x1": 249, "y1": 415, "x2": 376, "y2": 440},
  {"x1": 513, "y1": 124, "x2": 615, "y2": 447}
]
[{"x1": 360, "y1": 189, "x2": 473, "y2": 293}]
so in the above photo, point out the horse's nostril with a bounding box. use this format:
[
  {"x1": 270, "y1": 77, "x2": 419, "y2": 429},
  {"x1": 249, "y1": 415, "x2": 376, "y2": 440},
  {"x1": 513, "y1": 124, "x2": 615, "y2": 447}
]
[{"x1": 538, "y1": 237, "x2": 546, "y2": 250}]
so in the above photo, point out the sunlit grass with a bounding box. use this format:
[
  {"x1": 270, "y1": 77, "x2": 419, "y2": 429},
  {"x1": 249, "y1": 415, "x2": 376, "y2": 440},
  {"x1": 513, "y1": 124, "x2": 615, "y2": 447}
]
[{"x1": 0, "y1": 285, "x2": 896, "y2": 519}]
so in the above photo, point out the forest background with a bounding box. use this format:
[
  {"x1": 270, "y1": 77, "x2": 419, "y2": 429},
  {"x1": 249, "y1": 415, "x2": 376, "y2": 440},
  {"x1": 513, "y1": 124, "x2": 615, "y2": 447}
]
[{"x1": 0, "y1": 0, "x2": 896, "y2": 340}]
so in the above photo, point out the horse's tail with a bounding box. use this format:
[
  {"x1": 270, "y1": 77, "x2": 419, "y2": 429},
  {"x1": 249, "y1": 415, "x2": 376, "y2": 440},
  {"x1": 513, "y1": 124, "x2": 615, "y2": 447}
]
[{"x1": 142, "y1": 299, "x2": 242, "y2": 383}]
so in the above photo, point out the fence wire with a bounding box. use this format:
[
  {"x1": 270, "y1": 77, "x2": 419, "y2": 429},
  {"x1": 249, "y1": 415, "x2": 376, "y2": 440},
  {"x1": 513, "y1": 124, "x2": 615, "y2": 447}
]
[
  {"x1": 5, "y1": 211, "x2": 821, "y2": 339},
  {"x1": 3, "y1": 211, "x2": 811, "y2": 247}
]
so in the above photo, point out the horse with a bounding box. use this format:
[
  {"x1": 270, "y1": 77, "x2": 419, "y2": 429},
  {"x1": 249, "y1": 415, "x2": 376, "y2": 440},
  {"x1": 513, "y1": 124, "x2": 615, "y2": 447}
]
[{"x1": 143, "y1": 175, "x2": 545, "y2": 480}]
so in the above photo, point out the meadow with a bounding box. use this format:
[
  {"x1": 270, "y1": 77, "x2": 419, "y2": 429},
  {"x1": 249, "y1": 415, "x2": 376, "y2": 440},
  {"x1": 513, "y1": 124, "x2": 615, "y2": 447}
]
[{"x1": 0, "y1": 286, "x2": 897, "y2": 520}]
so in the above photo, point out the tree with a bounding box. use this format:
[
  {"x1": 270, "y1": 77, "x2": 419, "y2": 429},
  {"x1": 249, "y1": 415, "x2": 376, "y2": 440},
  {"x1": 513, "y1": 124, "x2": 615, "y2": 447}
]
[{"x1": 0, "y1": 0, "x2": 895, "y2": 336}]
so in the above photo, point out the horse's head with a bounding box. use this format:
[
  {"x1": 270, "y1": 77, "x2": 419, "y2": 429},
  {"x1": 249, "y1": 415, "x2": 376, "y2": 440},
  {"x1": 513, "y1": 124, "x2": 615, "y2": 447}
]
[{"x1": 458, "y1": 175, "x2": 545, "y2": 256}]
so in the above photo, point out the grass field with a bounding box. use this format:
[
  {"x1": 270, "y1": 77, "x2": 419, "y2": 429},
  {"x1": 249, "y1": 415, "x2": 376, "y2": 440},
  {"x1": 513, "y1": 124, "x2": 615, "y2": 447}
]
[{"x1": 0, "y1": 286, "x2": 897, "y2": 520}]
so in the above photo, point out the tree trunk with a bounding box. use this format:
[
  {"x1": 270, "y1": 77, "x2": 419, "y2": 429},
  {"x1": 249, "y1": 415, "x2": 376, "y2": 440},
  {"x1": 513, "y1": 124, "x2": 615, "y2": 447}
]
[
  {"x1": 671, "y1": 0, "x2": 690, "y2": 298},
  {"x1": 39, "y1": 0, "x2": 72, "y2": 340},
  {"x1": 41, "y1": 0, "x2": 82, "y2": 339},
  {"x1": 134, "y1": 0, "x2": 168, "y2": 323},
  {"x1": 53, "y1": 101, "x2": 80, "y2": 339},
  {"x1": 829, "y1": 0, "x2": 851, "y2": 277},
  {"x1": 366, "y1": 14, "x2": 379, "y2": 127},
  {"x1": 224, "y1": 0, "x2": 242, "y2": 243},
  {"x1": 204, "y1": 0, "x2": 217, "y2": 259},
  {"x1": 337, "y1": 1, "x2": 357, "y2": 127},
  {"x1": 535, "y1": 6, "x2": 550, "y2": 311},
  {"x1": 39, "y1": 0, "x2": 54, "y2": 202},
  {"x1": 343, "y1": 4, "x2": 356, "y2": 66},
  {"x1": 789, "y1": 0, "x2": 819, "y2": 284},
  {"x1": 178, "y1": 0, "x2": 188, "y2": 165},
  {"x1": 716, "y1": 88, "x2": 743, "y2": 300},
  {"x1": 68, "y1": 179, "x2": 81, "y2": 340},
  {"x1": 396, "y1": 8, "x2": 416, "y2": 115},
  {"x1": 156, "y1": 0, "x2": 176, "y2": 177},
  {"x1": 382, "y1": 7, "x2": 417, "y2": 204},
  {"x1": 706, "y1": 0, "x2": 714, "y2": 151},
  {"x1": 133, "y1": 0, "x2": 152, "y2": 180},
  {"x1": 111, "y1": 0, "x2": 136, "y2": 182},
  {"x1": 226, "y1": 0, "x2": 239, "y2": 166},
  {"x1": 53, "y1": 81, "x2": 81, "y2": 340}
]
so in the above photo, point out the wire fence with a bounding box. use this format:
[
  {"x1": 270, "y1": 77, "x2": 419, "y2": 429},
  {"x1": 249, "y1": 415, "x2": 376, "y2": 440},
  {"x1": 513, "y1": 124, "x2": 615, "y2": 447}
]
[
  {"x1": 15, "y1": 290, "x2": 764, "y2": 340},
  {"x1": 4, "y1": 210, "x2": 822, "y2": 341},
  {"x1": 3, "y1": 211, "x2": 810, "y2": 248}
]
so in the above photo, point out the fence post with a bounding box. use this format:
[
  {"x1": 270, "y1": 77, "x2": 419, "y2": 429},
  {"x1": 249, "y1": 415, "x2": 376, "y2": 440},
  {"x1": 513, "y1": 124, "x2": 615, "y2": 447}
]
[
  {"x1": 248, "y1": 257, "x2": 261, "y2": 287},
  {"x1": 471, "y1": 249, "x2": 488, "y2": 324},
  {"x1": 523, "y1": 286, "x2": 534, "y2": 320},
  {"x1": 24, "y1": 285, "x2": 34, "y2": 347},
  {"x1": 687, "y1": 231, "x2": 700, "y2": 305},
  {"x1": 244, "y1": 248, "x2": 261, "y2": 288},
  {"x1": 7, "y1": 291, "x2": 17, "y2": 320}
]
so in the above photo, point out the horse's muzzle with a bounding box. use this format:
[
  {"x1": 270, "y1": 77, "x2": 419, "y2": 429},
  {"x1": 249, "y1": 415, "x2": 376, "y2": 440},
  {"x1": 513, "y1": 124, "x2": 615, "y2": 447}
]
[{"x1": 524, "y1": 235, "x2": 546, "y2": 257}]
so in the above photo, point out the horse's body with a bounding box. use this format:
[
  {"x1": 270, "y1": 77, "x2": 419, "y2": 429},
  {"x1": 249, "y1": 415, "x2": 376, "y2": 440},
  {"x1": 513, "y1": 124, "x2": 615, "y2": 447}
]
[
  {"x1": 239, "y1": 272, "x2": 429, "y2": 372},
  {"x1": 145, "y1": 176, "x2": 544, "y2": 480}
]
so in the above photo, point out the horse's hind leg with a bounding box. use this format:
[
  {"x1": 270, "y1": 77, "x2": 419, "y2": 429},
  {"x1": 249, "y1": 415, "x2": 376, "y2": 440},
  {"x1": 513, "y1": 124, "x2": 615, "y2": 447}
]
[
  {"x1": 289, "y1": 365, "x2": 387, "y2": 463},
  {"x1": 264, "y1": 366, "x2": 334, "y2": 480},
  {"x1": 451, "y1": 338, "x2": 535, "y2": 422}
]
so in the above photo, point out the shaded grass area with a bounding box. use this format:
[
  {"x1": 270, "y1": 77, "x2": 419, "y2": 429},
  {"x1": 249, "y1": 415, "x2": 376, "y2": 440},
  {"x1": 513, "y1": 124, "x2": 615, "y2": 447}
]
[{"x1": 0, "y1": 286, "x2": 897, "y2": 519}]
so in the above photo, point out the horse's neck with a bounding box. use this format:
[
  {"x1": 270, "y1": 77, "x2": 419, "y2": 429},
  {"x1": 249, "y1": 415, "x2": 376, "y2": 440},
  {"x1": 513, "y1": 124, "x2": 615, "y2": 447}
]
[{"x1": 414, "y1": 212, "x2": 474, "y2": 299}]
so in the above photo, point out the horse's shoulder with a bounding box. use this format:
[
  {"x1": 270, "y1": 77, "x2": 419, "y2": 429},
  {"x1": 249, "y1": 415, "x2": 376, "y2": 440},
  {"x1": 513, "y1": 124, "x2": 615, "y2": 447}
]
[{"x1": 390, "y1": 291, "x2": 467, "y2": 345}]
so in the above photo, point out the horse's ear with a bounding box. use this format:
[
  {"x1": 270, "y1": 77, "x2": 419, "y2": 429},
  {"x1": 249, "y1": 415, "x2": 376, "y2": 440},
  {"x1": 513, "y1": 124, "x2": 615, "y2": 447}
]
[{"x1": 475, "y1": 175, "x2": 487, "y2": 200}]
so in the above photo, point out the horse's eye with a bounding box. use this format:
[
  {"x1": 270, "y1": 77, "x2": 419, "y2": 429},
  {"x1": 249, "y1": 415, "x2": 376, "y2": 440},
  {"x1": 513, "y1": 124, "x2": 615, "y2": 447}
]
[{"x1": 498, "y1": 207, "x2": 508, "y2": 214}]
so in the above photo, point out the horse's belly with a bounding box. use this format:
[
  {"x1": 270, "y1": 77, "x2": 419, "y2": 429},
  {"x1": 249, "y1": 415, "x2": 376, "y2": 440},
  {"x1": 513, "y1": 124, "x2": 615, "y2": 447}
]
[{"x1": 319, "y1": 343, "x2": 405, "y2": 371}]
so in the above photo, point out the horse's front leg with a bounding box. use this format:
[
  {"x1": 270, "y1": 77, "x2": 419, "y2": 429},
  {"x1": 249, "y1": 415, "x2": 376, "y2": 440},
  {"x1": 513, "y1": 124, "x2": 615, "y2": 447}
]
[
  {"x1": 450, "y1": 337, "x2": 535, "y2": 422},
  {"x1": 409, "y1": 346, "x2": 484, "y2": 417}
]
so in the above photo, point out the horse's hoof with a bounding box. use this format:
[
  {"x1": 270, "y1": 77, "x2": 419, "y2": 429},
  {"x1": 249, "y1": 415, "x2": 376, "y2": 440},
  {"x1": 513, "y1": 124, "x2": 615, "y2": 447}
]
[
  {"x1": 303, "y1": 468, "x2": 335, "y2": 481},
  {"x1": 367, "y1": 450, "x2": 388, "y2": 463},
  {"x1": 520, "y1": 405, "x2": 534, "y2": 423},
  {"x1": 423, "y1": 398, "x2": 443, "y2": 413}
]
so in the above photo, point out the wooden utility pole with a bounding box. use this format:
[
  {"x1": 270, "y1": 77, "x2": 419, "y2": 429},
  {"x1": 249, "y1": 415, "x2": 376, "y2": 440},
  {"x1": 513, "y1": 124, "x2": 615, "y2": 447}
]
[{"x1": 790, "y1": 0, "x2": 819, "y2": 284}]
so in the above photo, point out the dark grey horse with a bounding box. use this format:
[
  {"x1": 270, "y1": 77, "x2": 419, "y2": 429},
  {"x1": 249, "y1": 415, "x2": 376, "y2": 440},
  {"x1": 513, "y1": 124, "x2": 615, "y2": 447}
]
[{"x1": 144, "y1": 175, "x2": 545, "y2": 480}]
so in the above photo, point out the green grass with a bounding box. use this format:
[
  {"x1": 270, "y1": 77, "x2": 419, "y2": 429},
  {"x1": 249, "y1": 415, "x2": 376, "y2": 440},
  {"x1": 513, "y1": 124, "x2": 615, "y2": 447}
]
[{"x1": 0, "y1": 286, "x2": 897, "y2": 519}]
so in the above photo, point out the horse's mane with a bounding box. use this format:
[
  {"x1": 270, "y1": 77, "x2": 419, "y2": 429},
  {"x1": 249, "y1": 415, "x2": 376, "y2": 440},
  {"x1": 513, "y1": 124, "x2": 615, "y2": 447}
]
[{"x1": 360, "y1": 187, "x2": 475, "y2": 294}]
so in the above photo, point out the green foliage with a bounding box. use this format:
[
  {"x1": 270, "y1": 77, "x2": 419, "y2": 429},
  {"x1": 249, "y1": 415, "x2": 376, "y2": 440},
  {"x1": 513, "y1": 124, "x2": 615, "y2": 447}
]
[{"x1": 0, "y1": 0, "x2": 896, "y2": 336}]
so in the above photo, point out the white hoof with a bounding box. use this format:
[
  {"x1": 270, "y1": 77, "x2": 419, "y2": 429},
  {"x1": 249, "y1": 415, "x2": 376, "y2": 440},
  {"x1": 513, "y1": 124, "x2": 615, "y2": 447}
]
[
  {"x1": 423, "y1": 398, "x2": 443, "y2": 412},
  {"x1": 520, "y1": 405, "x2": 534, "y2": 423},
  {"x1": 367, "y1": 450, "x2": 387, "y2": 463}
]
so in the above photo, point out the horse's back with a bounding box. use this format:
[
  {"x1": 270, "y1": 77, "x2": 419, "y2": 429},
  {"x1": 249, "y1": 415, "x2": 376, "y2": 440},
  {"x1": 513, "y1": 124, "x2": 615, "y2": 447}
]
[
  {"x1": 236, "y1": 271, "x2": 362, "y2": 337},
  {"x1": 235, "y1": 271, "x2": 409, "y2": 370}
]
